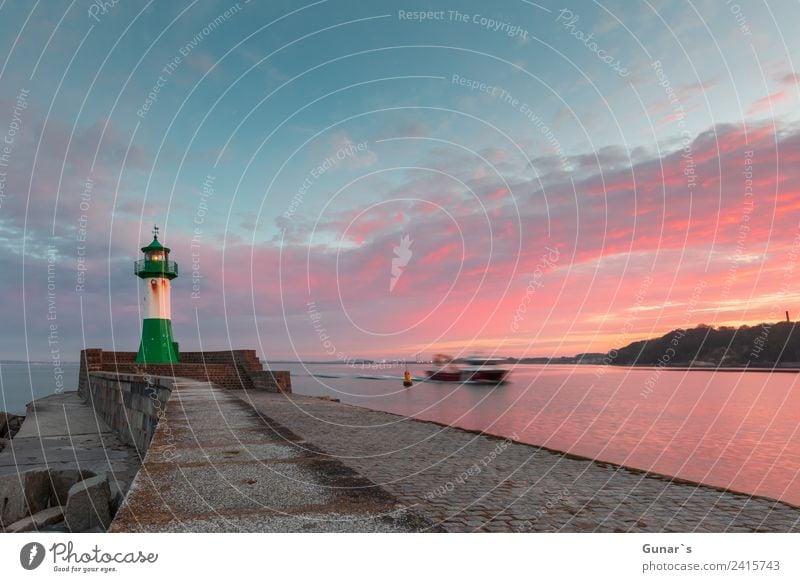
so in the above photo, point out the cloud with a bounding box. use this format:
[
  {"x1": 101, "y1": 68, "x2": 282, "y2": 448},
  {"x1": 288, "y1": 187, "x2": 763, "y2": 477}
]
[
  {"x1": 778, "y1": 71, "x2": 800, "y2": 86},
  {"x1": 5, "y1": 106, "x2": 800, "y2": 359},
  {"x1": 747, "y1": 90, "x2": 787, "y2": 115}
]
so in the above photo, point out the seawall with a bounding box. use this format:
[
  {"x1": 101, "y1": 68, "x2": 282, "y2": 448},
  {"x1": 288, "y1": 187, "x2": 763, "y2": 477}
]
[
  {"x1": 78, "y1": 349, "x2": 291, "y2": 454},
  {"x1": 82, "y1": 372, "x2": 174, "y2": 454},
  {"x1": 78, "y1": 349, "x2": 292, "y2": 458},
  {"x1": 1, "y1": 349, "x2": 294, "y2": 532}
]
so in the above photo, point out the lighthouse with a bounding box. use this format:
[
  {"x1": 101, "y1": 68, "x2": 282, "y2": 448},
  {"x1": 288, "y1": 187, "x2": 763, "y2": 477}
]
[{"x1": 135, "y1": 226, "x2": 180, "y2": 363}]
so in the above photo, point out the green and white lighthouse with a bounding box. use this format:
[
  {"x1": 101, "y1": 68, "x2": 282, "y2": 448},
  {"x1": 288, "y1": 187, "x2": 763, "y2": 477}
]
[{"x1": 135, "y1": 226, "x2": 180, "y2": 363}]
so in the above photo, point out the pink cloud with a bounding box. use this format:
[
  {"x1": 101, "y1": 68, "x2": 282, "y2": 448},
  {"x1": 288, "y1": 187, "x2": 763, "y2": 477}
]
[
  {"x1": 8, "y1": 108, "x2": 800, "y2": 359},
  {"x1": 747, "y1": 90, "x2": 787, "y2": 115}
]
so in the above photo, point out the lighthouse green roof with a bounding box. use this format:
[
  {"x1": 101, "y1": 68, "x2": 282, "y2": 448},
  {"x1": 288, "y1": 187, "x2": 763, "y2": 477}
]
[
  {"x1": 135, "y1": 226, "x2": 178, "y2": 280},
  {"x1": 141, "y1": 234, "x2": 170, "y2": 253}
]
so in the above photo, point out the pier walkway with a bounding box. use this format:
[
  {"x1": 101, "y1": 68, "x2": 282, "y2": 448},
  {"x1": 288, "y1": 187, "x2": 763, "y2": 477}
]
[
  {"x1": 0, "y1": 392, "x2": 139, "y2": 489},
  {"x1": 110, "y1": 380, "x2": 433, "y2": 532},
  {"x1": 238, "y1": 392, "x2": 800, "y2": 533}
]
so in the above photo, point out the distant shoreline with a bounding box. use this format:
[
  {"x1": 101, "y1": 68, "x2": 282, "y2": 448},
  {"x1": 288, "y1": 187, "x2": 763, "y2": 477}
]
[
  {"x1": 4, "y1": 359, "x2": 796, "y2": 374},
  {"x1": 264, "y1": 360, "x2": 800, "y2": 373},
  {"x1": 0, "y1": 361, "x2": 80, "y2": 365},
  {"x1": 612, "y1": 363, "x2": 800, "y2": 373}
]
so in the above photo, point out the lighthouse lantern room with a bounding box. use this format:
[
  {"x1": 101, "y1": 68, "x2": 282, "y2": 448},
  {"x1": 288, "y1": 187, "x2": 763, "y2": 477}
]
[{"x1": 134, "y1": 225, "x2": 180, "y2": 363}]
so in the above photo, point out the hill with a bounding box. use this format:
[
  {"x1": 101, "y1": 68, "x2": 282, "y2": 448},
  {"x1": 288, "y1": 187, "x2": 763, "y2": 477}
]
[{"x1": 611, "y1": 321, "x2": 800, "y2": 366}]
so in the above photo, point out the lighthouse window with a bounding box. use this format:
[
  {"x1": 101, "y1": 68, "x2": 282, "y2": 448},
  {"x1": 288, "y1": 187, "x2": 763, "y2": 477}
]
[{"x1": 148, "y1": 250, "x2": 165, "y2": 261}]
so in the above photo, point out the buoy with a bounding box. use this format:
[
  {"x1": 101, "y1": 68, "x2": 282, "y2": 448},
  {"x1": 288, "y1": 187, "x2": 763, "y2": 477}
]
[{"x1": 403, "y1": 368, "x2": 413, "y2": 387}]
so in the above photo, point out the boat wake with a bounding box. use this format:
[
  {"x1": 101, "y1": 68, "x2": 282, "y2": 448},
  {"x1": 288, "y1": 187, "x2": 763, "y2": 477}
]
[{"x1": 308, "y1": 372, "x2": 497, "y2": 385}]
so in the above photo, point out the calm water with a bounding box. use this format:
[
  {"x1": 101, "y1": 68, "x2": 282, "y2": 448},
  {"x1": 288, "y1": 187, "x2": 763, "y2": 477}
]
[
  {"x1": 279, "y1": 363, "x2": 800, "y2": 505},
  {"x1": 0, "y1": 363, "x2": 80, "y2": 415}
]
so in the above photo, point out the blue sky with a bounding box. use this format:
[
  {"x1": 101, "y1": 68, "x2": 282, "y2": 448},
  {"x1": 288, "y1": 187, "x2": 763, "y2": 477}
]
[{"x1": 1, "y1": 0, "x2": 799, "y2": 362}]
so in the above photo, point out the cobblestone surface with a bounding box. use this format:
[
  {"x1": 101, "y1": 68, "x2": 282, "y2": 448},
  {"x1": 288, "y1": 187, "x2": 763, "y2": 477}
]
[{"x1": 238, "y1": 392, "x2": 800, "y2": 533}]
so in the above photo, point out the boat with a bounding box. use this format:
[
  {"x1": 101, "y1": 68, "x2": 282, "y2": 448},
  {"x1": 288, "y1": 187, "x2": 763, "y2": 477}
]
[
  {"x1": 425, "y1": 354, "x2": 463, "y2": 381},
  {"x1": 425, "y1": 354, "x2": 510, "y2": 384},
  {"x1": 460, "y1": 356, "x2": 511, "y2": 383}
]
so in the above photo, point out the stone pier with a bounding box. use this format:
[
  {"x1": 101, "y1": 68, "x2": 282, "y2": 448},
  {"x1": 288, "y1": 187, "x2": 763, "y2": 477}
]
[
  {"x1": 7, "y1": 375, "x2": 800, "y2": 533},
  {"x1": 110, "y1": 380, "x2": 435, "y2": 532},
  {"x1": 0, "y1": 392, "x2": 140, "y2": 532}
]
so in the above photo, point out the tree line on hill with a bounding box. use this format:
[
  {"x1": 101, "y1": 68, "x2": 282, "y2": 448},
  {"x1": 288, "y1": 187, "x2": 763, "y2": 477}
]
[{"x1": 608, "y1": 321, "x2": 800, "y2": 366}]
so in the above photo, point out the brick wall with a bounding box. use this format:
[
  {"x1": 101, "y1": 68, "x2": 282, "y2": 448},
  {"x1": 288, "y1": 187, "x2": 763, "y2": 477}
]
[{"x1": 79, "y1": 348, "x2": 291, "y2": 397}]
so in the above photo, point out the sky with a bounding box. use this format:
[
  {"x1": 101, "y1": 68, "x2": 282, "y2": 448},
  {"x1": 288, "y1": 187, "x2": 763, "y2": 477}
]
[{"x1": 0, "y1": 0, "x2": 799, "y2": 361}]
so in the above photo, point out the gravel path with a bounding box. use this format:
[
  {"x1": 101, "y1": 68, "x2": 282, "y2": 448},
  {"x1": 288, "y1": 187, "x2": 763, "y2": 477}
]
[
  {"x1": 238, "y1": 392, "x2": 800, "y2": 532},
  {"x1": 111, "y1": 381, "x2": 435, "y2": 532}
]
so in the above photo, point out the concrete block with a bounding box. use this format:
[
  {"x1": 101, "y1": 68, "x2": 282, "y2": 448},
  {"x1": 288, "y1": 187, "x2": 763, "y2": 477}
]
[
  {"x1": 23, "y1": 470, "x2": 52, "y2": 515},
  {"x1": 0, "y1": 412, "x2": 25, "y2": 439},
  {"x1": 64, "y1": 474, "x2": 111, "y2": 532},
  {"x1": 109, "y1": 480, "x2": 125, "y2": 515},
  {"x1": 0, "y1": 469, "x2": 53, "y2": 529},
  {"x1": 0, "y1": 474, "x2": 26, "y2": 528},
  {"x1": 49, "y1": 469, "x2": 96, "y2": 507},
  {"x1": 6, "y1": 506, "x2": 65, "y2": 533}
]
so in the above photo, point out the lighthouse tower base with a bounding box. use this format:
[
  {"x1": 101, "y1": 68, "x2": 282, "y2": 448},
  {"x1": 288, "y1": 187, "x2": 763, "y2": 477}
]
[{"x1": 136, "y1": 318, "x2": 180, "y2": 363}]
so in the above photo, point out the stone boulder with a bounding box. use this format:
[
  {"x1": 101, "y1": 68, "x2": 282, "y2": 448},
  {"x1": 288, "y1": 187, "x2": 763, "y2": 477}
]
[
  {"x1": 23, "y1": 469, "x2": 52, "y2": 515},
  {"x1": 49, "y1": 469, "x2": 96, "y2": 507},
  {"x1": 0, "y1": 469, "x2": 52, "y2": 528},
  {"x1": 0, "y1": 468, "x2": 103, "y2": 530},
  {"x1": 0, "y1": 474, "x2": 26, "y2": 528},
  {"x1": 64, "y1": 474, "x2": 111, "y2": 532},
  {"x1": 109, "y1": 480, "x2": 126, "y2": 514},
  {"x1": 5, "y1": 506, "x2": 64, "y2": 533},
  {"x1": 0, "y1": 412, "x2": 24, "y2": 439}
]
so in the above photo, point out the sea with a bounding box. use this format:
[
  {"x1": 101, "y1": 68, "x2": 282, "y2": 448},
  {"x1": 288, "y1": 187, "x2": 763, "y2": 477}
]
[
  {"x1": 3, "y1": 360, "x2": 798, "y2": 505},
  {"x1": 0, "y1": 362, "x2": 80, "y2": 416}
]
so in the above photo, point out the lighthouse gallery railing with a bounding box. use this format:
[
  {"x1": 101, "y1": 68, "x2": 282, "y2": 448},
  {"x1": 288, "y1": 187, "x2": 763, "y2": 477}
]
[{"x1": 134, "y1": 259, "x2": 179, "y2": 277}]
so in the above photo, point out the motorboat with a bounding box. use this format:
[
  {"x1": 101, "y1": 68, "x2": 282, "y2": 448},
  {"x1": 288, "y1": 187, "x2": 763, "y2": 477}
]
[
  {"x1": 425, "y1": 354, "x2": 463, "y2": 381},
  {"x1": 425, "y1": 354, "x2": 510, "y2": 384},
  {"x1": 460, "y1": 356, "x2": 511, "y2": 383}
]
